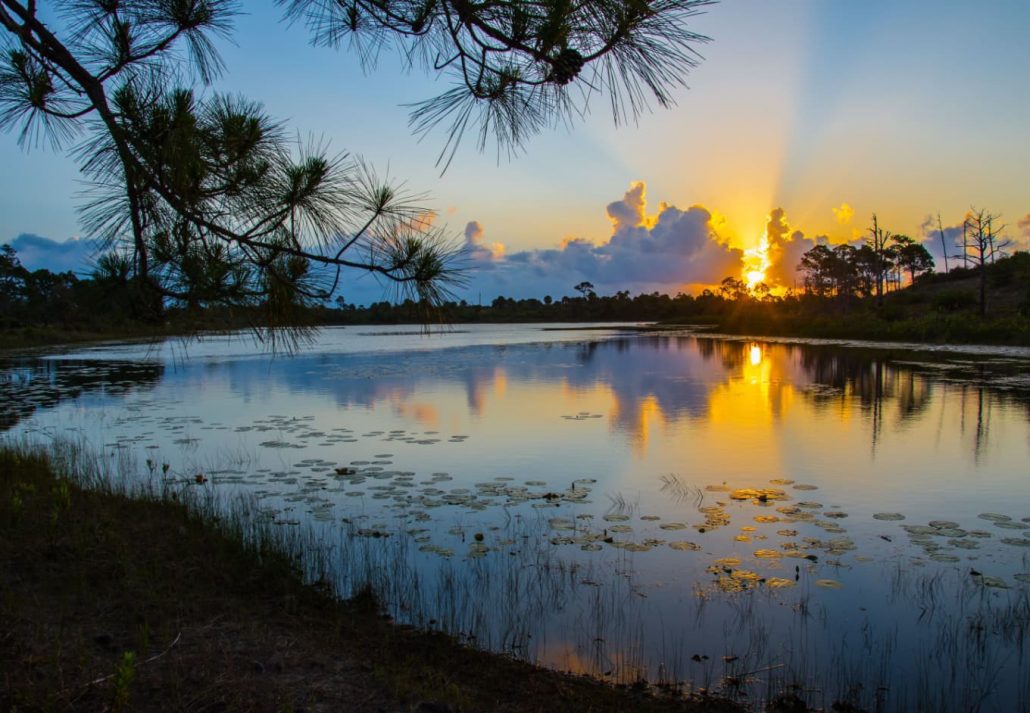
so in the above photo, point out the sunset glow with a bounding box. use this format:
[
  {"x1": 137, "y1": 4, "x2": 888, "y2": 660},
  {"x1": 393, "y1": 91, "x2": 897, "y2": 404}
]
[
  {"x1": 742, "y1": 235, "x2": 771, "y2": 289},
  {"x1": 3, "y1": 2, "x2": 1030, "y2": 304}
]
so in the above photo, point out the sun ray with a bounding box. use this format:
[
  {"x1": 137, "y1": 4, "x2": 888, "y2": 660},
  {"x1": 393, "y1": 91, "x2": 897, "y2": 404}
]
[{"x1": 742, "y1": 234, "x2": 771, "y2": 289}]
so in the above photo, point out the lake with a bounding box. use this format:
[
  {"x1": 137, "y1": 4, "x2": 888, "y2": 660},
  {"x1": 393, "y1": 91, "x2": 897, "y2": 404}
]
[{"x1": 3, "y1": 324, "x2": 1029, "y2": 711}]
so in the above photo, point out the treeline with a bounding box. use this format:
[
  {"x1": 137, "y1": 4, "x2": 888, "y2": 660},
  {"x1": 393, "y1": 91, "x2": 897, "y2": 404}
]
[
  {"x1": 3, "y1": 242, "x2": 1029, "y2": 346},
  {"x1": 793, "y1": 209, "x2": 1010, "y2": 318},
  {"x1": 0, "y1": 245, "x2": 154, "y2": 330}
]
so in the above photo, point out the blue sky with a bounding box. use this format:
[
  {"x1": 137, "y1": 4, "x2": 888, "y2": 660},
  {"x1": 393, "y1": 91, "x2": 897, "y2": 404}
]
[{"x1": 3, "y1": 0, "x2": 1030, "y2": 304}]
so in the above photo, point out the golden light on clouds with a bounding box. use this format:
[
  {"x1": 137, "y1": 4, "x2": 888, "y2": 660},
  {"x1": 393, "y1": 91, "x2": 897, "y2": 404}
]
[{"x1": 833, "y1": 202, "x2": 854, "y2": 224}]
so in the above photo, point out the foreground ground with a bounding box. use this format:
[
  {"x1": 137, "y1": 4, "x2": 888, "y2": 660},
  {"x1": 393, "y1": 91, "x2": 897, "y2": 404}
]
[{"x1": 0, "y1": 447, "x2": 744, "y2": 713}]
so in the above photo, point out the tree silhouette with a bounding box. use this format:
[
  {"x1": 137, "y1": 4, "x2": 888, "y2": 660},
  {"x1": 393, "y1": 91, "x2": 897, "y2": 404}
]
[
  {"x1": 574, "y1": 280, "x2": 596, "y2": 298},
  {"x1": 890, "y1": 235, "x2": 934, "y2": 286},
  {"x1": 0, "y1": 1, "x2": 714, "y2": 342},
  {"x1": 962, "y1": 209, "x2": 1010, "y2": 317},
  {"x1": 865, "y1": 214, "x2": 893, "y2": 306},
  {"x1": 282, "y1": 0, "x2": 715, "y2": 168}
]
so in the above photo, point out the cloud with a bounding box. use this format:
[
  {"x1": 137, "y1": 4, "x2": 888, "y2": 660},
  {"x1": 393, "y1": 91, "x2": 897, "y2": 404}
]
[
  {"x1": 606, "y1": 181, "x2": 662, "y2": 232},
  {"x1": 1019, "y1": 213, "x2": 1030, "y2": 240},
  {"x1": 762, "y1": 209, "x2": 823, "y2": 288},
  {"x1": 3, "y1": 233, "x2": 100, "y2": 274},
  {"x1": 832, "y1": 203, "x2": 854, "y2": 225},
  {"x1": 460, "y1": 182, "x2": 743, "y2": 301},
  {"x1": 918, "y1": 215, "x2": 963, "y2": 269},
  {"x1": 464, "y1": 220, "x2": 505, "y2": 263}
]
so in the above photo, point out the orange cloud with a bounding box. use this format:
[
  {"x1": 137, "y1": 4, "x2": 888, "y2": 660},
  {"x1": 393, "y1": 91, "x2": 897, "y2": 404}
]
[{"x1": 832, "y1": 203, "x2": 855, "y2": 225}]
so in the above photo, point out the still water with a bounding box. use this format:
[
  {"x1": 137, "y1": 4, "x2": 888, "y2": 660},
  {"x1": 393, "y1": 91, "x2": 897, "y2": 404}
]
[{"x1": 3, "y1": 325, "x2": 1030, "y2": 711}]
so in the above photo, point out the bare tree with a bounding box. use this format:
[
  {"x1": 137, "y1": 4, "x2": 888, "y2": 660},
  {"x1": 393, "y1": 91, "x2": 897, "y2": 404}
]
[
  {"x1": 961, "y1": 208, "x2": 1010, "y2": 317},
  {"x1": 866, "y1": 214, "x2": 893, "y2": 306},
  {"x1": 936, "y1": 212, "x2": 949, "y2": 273}
]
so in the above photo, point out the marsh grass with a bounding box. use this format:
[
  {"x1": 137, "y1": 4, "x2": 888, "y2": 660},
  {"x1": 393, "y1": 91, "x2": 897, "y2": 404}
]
[
  {"x1": 1, "y1": 438, "x2": 739, "y2": 712},
  {"x1": 4, "y1": 435, "x2": 1029, "y2": 712}
]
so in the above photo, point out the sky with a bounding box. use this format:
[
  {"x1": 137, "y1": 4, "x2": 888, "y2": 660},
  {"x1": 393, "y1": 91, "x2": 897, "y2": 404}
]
[{"x1": 3, "y1": 0, "x2": 1030, "y2": 304}]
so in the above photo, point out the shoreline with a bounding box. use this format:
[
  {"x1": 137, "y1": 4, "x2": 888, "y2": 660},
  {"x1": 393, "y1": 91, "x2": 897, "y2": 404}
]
[
  {"x1": 0, "y1": 443, "x2": 739, "y2": 713},
  {"x1": 6, "y1": 320, "x2": 1030, "y2": 360}
]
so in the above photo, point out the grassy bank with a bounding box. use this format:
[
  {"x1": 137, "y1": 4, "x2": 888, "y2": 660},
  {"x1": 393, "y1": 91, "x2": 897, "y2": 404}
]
[
  {"x1": 708, "y1": 311, "x2": 1030, "y2": 345},
  {"x1": 0, "y1": 443, "x2": 738, "y2": 713}
]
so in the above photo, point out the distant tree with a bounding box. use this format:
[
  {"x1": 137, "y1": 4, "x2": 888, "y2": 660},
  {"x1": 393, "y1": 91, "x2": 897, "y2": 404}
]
[
  {"x1": 798, "y1": 244, "x2": 835, "y2": 297},
  {"x1": 0, "y1": 244, "x2": 28, "y2": 313},
  {"x1": 543, "y1": 295, "x2": 552, "y2": 305},
  {"x1": 936, "y1": 213, "x2": 950, "y2": 273},
  {"x1": 891, "y1": 236, "x2": 934, "y2": 285},
  {"x1": 830, "y1": 244, "x2": 861, "y2": 298},
  {"x1": 866, "y1": 214, "x2": 894, "y2": 306},
  {"x1": 718, "y1": 275, "x2": 748, "y2": 301},
  {"x1": 574, "y1": 281, "x2": 596, "y2": 299},
  {"x1": 962, "y1": 209, "x2": 1010, "y2": 316}
]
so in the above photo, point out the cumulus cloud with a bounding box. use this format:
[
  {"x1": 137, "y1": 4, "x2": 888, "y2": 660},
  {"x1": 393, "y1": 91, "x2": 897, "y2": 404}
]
[
  {"x1": 3, "y1": 233, "x2": 99, "y2": 274},
  {"x1": 606, "y1": 181, "x2": 663, "y2": 232},
  {"x1": 460, "y1": 182, "x2": 743, "y2": 301},
  {"x1": 464, "y1": 220, "x2": 505, "y2": 264},
  {"x1": 832, "y1": 202, "x2": 854, "y2": 225},
  {"x1": 762, "y1": 209, "x2": 823, "y2": 288}
]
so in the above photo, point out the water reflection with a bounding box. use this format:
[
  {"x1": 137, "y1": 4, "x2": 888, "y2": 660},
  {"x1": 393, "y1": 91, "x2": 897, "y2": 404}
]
[
  {"x1": 4, "y1": 329, "x2": 1030, "y2": 711},
  {"x1": 0, "y1": 358, "x2": 163, "y2": 432},
  {"x1": 4, "y1": 336, "x2": 1029, "y2": 464}
]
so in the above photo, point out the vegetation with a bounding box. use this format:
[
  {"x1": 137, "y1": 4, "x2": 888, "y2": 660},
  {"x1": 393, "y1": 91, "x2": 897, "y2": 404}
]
[
  {"x1": 3, "y1": 241, "x2": 1030, "y2": 348},
  {"x1": 0, "y1": 441, "x2": 738, "y2": 712},
  {"x1": 0, "y1": 0, "x2": 715, "y2": 337},
  {"x1": 3, "y1": 238, "x2": 1029, "y2": 348}
]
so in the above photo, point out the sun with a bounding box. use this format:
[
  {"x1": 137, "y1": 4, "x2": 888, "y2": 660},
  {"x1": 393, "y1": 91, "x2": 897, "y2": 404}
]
[{"x1": 742, "y1": 237, "x2": 771, "y2": 289}]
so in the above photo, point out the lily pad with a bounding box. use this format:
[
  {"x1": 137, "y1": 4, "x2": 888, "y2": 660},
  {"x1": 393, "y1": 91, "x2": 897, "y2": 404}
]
[
  {"x1": 729, "y1": 488, "x2": 787, "y2": 502},
  {"x1": 903, "y1": 525, "x2": 938, "y2": 535},
  {"x1": 815, "y1": 579, "x2": 843, "y2": 589},
  {"x1": 1001, "y1": 538, "x2": 1030, "y2": 547}
]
